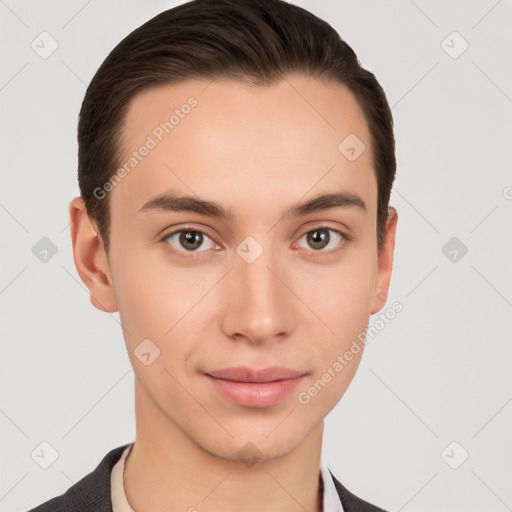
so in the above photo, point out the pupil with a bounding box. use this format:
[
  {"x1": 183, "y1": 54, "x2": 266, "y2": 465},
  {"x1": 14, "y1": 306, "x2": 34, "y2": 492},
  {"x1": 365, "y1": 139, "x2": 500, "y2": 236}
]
[
  {"x1": 308, "y1": 229, "x2": 328, "y2": 250},
  {"x1": 181, "y1": 231, "x2": 202, "y2": 250}
]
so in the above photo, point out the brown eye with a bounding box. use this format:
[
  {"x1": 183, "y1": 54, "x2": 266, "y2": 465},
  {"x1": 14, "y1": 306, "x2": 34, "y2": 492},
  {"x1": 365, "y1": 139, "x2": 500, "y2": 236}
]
[
  {"x1": 298, "y1": 227, "x2": 344, "y2": 252},
  {"x1": 163, "y1": 228, "x2": 216, "y2": 253},
  {"x1": 179, "y1": 230, "x2": 203, "y2": 250}
]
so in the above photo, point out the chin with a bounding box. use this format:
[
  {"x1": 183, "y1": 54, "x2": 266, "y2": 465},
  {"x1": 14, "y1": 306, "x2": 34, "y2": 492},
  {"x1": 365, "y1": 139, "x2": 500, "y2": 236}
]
[{"x1": 191, "y1": 423, "x2": 311, "y2": 466}]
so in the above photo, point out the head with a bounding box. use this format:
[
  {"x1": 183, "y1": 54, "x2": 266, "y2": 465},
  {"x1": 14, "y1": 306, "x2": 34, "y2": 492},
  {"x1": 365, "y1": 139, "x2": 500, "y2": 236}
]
[{"x1": 71, "y1": 0, "x2": 398, "y2": 463}]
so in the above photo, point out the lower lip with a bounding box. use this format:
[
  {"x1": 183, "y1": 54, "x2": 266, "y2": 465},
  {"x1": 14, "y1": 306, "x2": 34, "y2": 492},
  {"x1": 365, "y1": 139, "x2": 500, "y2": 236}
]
[{"x1": 206, "y1": 375, "x2": 306, "y2": 408}]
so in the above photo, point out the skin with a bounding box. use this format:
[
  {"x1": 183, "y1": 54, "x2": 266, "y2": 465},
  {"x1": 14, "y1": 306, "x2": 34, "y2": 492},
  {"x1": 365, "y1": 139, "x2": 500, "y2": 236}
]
[{"x1": 70, "y1": 75, "x2": 398, "y2": 512}]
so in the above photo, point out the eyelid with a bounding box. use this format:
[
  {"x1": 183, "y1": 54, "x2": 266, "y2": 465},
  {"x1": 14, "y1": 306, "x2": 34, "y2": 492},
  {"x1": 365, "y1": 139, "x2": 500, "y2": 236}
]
[
  {"x1": 298, "y1": 222, "x2": 351, "y2": 240},
  {"x1": 160, "y1": 223, "x2": 216, "y2": 239}
]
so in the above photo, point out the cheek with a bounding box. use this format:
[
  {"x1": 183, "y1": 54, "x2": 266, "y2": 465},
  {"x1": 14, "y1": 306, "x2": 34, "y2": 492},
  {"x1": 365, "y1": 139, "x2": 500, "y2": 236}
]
[
  {"x1": 112, "y1": 262, "x2": 197, "y2": 409},
  {"x1": 295, "y1": 252, "x2": 377, "y2": 339},
  {"x1": 295, "y1": 266, "x2": 374, "y2": 412},
  {"x1": 293, "y1": 250, "x2": 377, "y2": 406},
  {"x1": 110, "y1": 244, "x2": 224, "y2": 390},
  {"x1": 109, "y1": 244, "x2": 191, "y2": 360}
]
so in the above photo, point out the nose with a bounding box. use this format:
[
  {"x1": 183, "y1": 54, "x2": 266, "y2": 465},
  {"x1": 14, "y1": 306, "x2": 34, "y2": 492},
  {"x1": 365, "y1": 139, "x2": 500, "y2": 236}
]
[{"x1": 221, "y1": 240, "x2": 298, "y2": 345}]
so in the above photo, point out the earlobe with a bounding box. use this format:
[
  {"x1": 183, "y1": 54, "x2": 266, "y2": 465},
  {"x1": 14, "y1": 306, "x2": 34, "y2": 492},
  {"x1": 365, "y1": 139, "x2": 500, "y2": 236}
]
[
  {"x1": 69, "y1": 197, "x2": 118, "y2": 313},
  {"x1": 370, "y1": 206, "x2": 398, "y2": 315}
]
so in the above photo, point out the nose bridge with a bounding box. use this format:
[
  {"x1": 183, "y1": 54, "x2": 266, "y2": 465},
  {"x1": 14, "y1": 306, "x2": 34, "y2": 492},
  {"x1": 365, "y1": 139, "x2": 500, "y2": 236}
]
[{"x1": 223, "y1": 235, "x2": 295, "y2": 343}]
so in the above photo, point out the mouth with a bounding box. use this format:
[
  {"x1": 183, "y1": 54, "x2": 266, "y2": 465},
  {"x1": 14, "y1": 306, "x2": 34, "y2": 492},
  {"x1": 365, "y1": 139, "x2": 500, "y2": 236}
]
[{"x1": 204, "y1": 366, "x2": 308, "y2": 408}]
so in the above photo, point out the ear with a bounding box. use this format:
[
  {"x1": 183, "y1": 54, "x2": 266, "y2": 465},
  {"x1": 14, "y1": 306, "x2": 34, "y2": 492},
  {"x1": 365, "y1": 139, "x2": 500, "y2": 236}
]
[
  {"x1": 69, "y1": 197, "x2": 118, "y2": 313},
  {"x1": 370, "y1": 206, "x2": 398, "y2": 315}
]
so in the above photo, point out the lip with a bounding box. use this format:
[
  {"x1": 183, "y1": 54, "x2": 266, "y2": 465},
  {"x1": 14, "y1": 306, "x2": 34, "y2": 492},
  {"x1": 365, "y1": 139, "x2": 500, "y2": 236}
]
[
  {"x1": 205, "y1": 366, "x2": 307, "y2": 408},
  {"x1": 206, "y1": 366, "x2": 306, "y2": 383}
]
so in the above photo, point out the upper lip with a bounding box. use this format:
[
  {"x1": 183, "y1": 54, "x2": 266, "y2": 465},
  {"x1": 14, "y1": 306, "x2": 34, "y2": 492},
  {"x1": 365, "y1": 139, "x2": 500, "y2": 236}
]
[{"x1": 205, "y1": 366, "x2": 306, "y2": 383}]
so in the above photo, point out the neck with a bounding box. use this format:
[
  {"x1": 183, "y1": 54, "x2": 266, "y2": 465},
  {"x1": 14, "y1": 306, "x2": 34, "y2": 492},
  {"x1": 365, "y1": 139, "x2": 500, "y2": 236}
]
[{"x1": 123, "y1": 378, "x2": 325, "y2": 512}]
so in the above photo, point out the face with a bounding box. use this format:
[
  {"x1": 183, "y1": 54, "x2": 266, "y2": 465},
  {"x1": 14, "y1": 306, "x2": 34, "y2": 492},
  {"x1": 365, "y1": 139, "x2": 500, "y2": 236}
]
[{"x1": 73, "y1": 75, "x2": 397, "y2": 463}]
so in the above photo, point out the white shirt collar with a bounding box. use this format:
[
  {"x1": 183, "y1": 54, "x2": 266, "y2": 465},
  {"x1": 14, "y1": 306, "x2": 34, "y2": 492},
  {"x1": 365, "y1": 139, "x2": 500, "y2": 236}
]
[
  {"x1": 319, "y1": 458, "x2": 345, "y2": 512},
  {"x1": 111, "y1": 444, "x2": 344, "y2": 512}
]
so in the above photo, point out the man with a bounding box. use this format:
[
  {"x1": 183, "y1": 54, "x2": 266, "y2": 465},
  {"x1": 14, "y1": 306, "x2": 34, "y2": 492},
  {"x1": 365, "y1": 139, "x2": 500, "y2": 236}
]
[{"x1": 28, "y1": 0, "x2": 397, "y2": 510}]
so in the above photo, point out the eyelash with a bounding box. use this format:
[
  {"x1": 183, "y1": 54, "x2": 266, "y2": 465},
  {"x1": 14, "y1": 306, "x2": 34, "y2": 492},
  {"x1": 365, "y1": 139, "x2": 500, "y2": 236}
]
[{"x1": 160, "y1": 224, "x2": 351, "y2": 258}]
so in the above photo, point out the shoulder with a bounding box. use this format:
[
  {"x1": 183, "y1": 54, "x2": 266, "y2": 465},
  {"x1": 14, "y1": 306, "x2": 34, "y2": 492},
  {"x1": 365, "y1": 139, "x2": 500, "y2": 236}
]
[
  {"x1": 329, "y1": 470, "x2": 390, "y2": 512},
  {"x1": 26, "y1": 443, "x2": 129, "y2": 512}
]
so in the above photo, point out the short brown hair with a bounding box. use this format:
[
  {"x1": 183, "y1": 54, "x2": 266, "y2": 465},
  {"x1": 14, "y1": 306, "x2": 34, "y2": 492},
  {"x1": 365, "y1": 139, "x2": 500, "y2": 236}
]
[{"x1": 78, "y1": 0, "x2": 396, "y2": 256}]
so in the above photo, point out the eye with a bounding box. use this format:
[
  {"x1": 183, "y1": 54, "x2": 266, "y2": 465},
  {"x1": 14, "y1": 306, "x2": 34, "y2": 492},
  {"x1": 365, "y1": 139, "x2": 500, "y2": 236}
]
[
  {"x1": 161, "y1": 227, "x2": 218, "y2": 255},
  {"x1": 296, "y1": 226, "x2": 346, "y2": 252}
]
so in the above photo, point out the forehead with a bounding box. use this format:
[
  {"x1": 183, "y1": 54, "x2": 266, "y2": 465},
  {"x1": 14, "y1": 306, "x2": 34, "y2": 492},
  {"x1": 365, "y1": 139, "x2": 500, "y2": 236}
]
[{"x1": 112, "y1": 75, "x2": 376, "y2": 223}]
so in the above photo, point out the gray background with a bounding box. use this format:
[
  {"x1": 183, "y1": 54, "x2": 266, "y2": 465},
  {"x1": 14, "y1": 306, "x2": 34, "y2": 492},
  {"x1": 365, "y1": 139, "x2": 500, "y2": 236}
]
[{"x1": 1, "y1": 1, "x2": 511, "y2": 511}]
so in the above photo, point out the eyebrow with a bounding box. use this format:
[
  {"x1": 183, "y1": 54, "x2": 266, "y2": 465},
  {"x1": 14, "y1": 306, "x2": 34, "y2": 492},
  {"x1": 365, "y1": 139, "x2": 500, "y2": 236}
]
[{"x1": 138, "y1": 190, "x2": 367, "y2": 220}]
